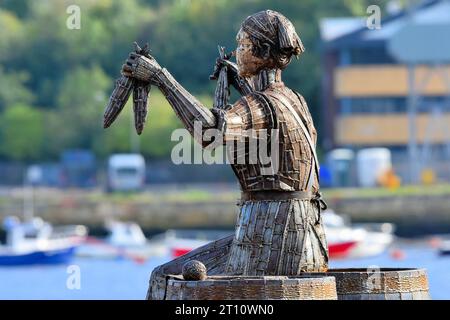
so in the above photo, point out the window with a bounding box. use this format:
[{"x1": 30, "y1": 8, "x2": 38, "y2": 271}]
[
  {"x1": 338, "y1": 97, "x2": 450, "y2": 115},
  {"x1": 348, "y1": 46, "x2": 395, "y2": 65},
  {"x1": 116, "y1": 167, "x2": 138, "y2": 176}
]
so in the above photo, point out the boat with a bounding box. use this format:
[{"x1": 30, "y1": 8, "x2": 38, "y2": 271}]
[
  {"x1": 150, "y1": 228, "x2": 358, "y2": 260},
  {"x1": 323, "y1": 209, "x2": 395, "y2": 259},
  {"x1": 0, "y1": 183, "x2": 87, "y2": 266},
  {"x1": 149, "y1": 211, "x2": 394, "y2": 261},
  {"x1": 438, "y1": 240, "x2": 450, "y2": 256},
  {"x1": 153, "y1": 230, "x2": 359, "y2": 260},
  {"x1": 0, "y1": 216, "x2": 87, "y2": 266},
  {"x1": 148, "y1": 229, "x2": 233, "y2": 259},
  {"x1": 77, "y1": 220, "x2": 166, "y2": 262},
  {"x1": 327, "y1": 241, "x2": 358, "y2": 259}
]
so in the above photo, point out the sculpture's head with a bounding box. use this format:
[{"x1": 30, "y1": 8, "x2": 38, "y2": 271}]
[{"x1": 236, "y1": 10, "x2": 304, "y2": 78}]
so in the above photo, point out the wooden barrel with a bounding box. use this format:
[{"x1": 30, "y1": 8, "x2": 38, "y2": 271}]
[
  {"x1": 165, "y1": 275, "x2": 337, "y2": 300},
  {"x1": 304, "y1": 268, "x2": 430, "y2": 300}
]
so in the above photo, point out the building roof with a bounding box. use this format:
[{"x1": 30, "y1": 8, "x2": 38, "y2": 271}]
[
  {"x1": 321, "y1": 0, "x2": 450, "y2": 49},
  {"x1": 319, "y1": 18, "x2": 365, "y2": 42}
]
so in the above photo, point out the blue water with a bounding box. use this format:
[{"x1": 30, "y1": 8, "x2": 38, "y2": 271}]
[{"x1": 0, "y1": 244, "x2": 448, "y2": 299}]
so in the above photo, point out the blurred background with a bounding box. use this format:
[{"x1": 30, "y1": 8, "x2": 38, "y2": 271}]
[{"x1": 0, "y1": 0, "x2": 449, "y2": 299}]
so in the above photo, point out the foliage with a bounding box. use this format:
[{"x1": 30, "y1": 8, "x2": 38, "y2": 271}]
[
  {"x1": 0, "y1": 0, "x2": 396, "y2": 162},
  {"x1": 0, "y1": 104, "x2": 44, "y2": 160}
]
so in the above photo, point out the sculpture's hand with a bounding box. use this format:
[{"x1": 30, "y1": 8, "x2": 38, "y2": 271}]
[
  {"x1": 210, "y1": 55, "x2": 236, "y2": 81},
  {"x1": 210, "y1": 58, "x2": 225, "y2": 80},
  {"x1": 211, "y1": 55, "x2": 253, "y2": 96},
  {"x1": 122, "y1": 52, "x2": 162, "y2": 84}
]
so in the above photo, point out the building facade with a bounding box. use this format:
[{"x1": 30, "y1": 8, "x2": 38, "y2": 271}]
[{"x1": 320, "y1": 0, "x2": 450, "y2": 182}]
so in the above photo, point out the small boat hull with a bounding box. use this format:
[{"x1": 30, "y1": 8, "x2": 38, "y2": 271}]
[
  {"x1": 328, "y1": 241, "x2": 357, "y2": 259},
  {"x1": 438, "y1": 240, "x2": 450, "y2": 256},
  {"x1": 172, "y1": 247, "x2": 192, "y2": 258},
  {"x1": 171, "y1": 241, "x2": 358, "y2": 260},
  {"x1": 0, "y1": 246, "x2": 76, "y2": 266}
]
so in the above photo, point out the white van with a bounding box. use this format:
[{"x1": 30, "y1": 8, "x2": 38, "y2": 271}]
[{"x1": 107, "y1": 154, "x2": 146, "y2": 192}]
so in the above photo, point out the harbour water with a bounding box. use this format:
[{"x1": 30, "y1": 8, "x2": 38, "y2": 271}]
[{"x1": 0, "y1": 243, "x2": 448, "y2": 299}]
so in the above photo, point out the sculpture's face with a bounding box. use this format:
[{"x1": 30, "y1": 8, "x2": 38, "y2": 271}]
[{"x1": 236, "y1": 28, "x2": 268, "y2": 78}]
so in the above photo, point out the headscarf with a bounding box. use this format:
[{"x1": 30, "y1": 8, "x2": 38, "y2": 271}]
[{"x1": 241, "y1": 10, "x2": 305, "y2": 69}]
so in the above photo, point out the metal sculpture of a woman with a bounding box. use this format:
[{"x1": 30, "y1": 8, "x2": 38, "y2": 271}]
[{"x1": 106, "y1": 10, "x2": 329, "y2": 300}]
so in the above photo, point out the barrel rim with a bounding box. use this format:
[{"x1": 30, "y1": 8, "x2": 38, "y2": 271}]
[
  {"x1": 167, "y1": 274, "x2": 337, "y2": 284},
  {"x1": 300, "y1": 267, "x2": 429, "y2": 296},
  {"x1": 165, "y1": 274, "x2": 338, "y2": 300},
  {"x1": 301, "y1": 267, "x2": 428, "y2": 277}
]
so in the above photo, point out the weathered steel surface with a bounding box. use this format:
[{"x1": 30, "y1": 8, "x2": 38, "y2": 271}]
[
  {"x1": 225, "y1": 198, "x2": 328, "y2": 276},
  {"x1": 104, "y1": 42, "x2": 152, "y2": 132},
  {"x1": 132, "y1": 81, "x2": 151, "y2": 135},
  {"x1": 103, "y1": 75, "x2": 134, "y2": 128},
  {"x1": 105, "y1": 10, "x2": 430, "y2": 301},
  {"x1": 147, "y1": 235, "x2": 233, "y2": 300},
  {"x1": 217, "y1": 82, "x2": 321, "y2": 192},
  {"x1": 108, "y1": 10, "x2": 336, "y2": 300},
  {"x1": 182, "y1": 260, "x2": 208, "y2": 281},
  {"x1": 141, "y1": 10, "x2": 330, "y2": 299},
  {"x1": 165, "y1": 275, "x2": 337, "y2": 300},
  {"x1": 303, "y1": 268, "x2": 430, "y2": 300}
]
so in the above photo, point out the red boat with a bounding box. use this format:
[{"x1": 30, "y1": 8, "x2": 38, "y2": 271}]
[
  {"x1": 169, "y1": 235, "x2": 358, "y2": 259},
  {"x1": 173, "y1": 241, "x2": 357, "y2": 259},
  {"x1": 327, "y1": 241, "x2": 358, "y2": 259}
]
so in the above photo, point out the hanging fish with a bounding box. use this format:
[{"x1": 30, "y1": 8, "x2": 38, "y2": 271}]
[
  {"x1": 103, "y1": 42, "x2": 152, "y2": 135},
  {"x1": 132, "y1": 42, "x2": 152, "y2": 135}
]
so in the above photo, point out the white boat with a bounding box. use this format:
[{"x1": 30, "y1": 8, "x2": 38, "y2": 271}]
[
  {"x1": 94, "y1": 211, "x2": 394, "y2": 262},
  {"x1": 0, "y1": 184, "x2": 87, "y2": 266},
  {"x1": 77, "y1": 220, "x2": 166, "y2": 262},
  {"x1": 147, "y1": 217, "x2": 394, "y2": 261},
  {"x1": 148, "y1": 229, "x2": 232, "y2": 259},
  {"x1": 323, "y1": 209, "x2": 395, "y2": 259},
  {"x1": 438, "y1": 239, "x2": 450, "y2": 256},
  {"x1": 145, "y1": 229, "x2": 357, "y2": 260},
  {"x1": 0, "y1": 216, "x2": 87, "y2": 266}
]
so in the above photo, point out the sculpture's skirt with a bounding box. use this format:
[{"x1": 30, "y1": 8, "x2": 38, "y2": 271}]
[{"x1": 225, "y1": 198, "x2": 329, "y2": 275}]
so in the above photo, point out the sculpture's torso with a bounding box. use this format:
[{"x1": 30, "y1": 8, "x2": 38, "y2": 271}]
[
  {"x1": 224, "y1": 83, "x2": 319, "y2": 193},
  {"x1": 220, "y1": 81, "x2": 328, "y2": 276}
]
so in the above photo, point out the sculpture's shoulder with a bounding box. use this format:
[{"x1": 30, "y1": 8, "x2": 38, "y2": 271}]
[
  {"x1": 287, "y1": 89, "x2": 314, "y2": 123},
  {"x1": 264, "y1": 87, "x2": 311, "y2": 118},
  {"x1": 262, "y1": 86, "x2": 317, "y2": 141},
  {"x1": 229, "y1": 92, "x2": 268, "y2": 114},
  {"x1": 224, "y1": 92, "x2": 274, "y2": 132}
]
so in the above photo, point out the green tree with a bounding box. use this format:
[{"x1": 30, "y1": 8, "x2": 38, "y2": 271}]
[
  {"x1": 92, "y1": 99, "x2": 134, "y2": 158},
  {"x1": 139, "y1": 92, "x2": 215, "y2": 158},
  {"x1": 0, "y1": 67, "x2": 34, "y2": 110},
  {"x1": 43, "y1": 65, "x2": 110, "y2": 157},
  {"x1": 0, "y1": 104, "x2": 44, "y2": 161},
  {"x1": 0, "y1": 0, "x2": 31, "y2": 18},
  {"x1": 93, "y1": 90, "x2": 185, "y2": 159},
  {"x1": 0, "y1": 0, "x2": 402, "y2": 162},
  {"x1": 0, "y1": 8, "x2": 25, "y2": 60}
]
